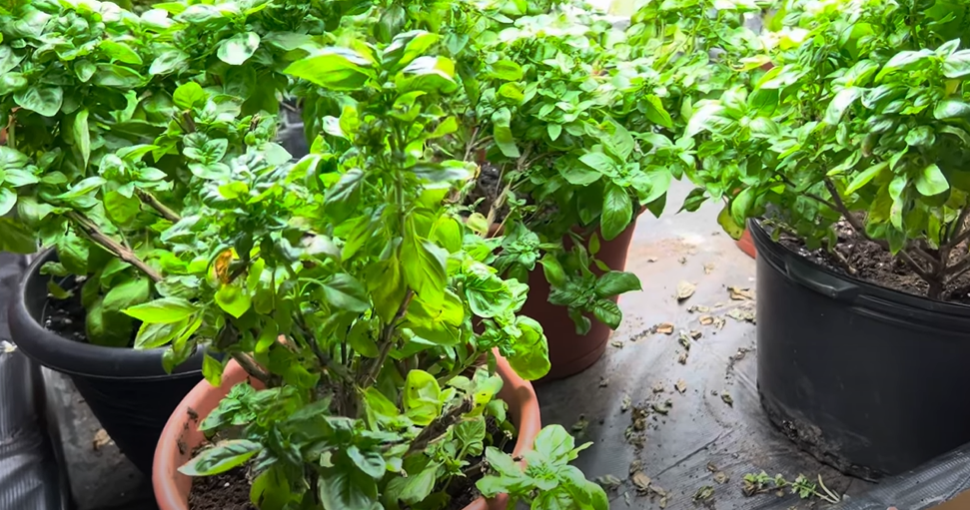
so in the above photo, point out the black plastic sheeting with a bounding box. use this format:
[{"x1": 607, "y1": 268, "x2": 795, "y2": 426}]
[
  {"x1": 0, "y1": 252, "x2": 66, "y2": 510},
  {"x1": 833, "y1": 443, "x2": 970, "y2": 510}
]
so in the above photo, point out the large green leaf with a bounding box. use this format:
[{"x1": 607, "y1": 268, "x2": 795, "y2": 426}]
[
  {"x1": 318, "y1": 463, "x2": 381, "y2": 510},
  {"x1": 944, "y1": 49, "x2": 970, "y2": 78},
  {"x1": 124, "y1": 297, "x2": 197, "y2": 324},
  {"x1": 397, "y1": 465, "x2": 437, "y2": 504},
  {"x1": 915, "y1": 163, "x2": 949, "y2": 196},
  {"x1": 14, "y1": 87, "x2": 63, "y2": 117},
  {"x1": 215, "y1": 284, "x2": 252, "y2": 319},
  {"x1": 0, "y1": 188, "x2": 17, "y2": 217},
  {"x1": 218, "y1": 32, "x2": 260, "y2": 66},
  {"x1": 491, "y1": 107, "x2": 520, "y2": 158},
  {"x1": 594, "y1": 271, "x2": 641, "y2": 298},
  {"x1": 601, "y1": 183, "x2": 632, "y2": 241},
  {"x1": 401, "y1": 234, "x2": 447, "y2": 307},
  {"x1": 178, "y1": 440, "x2": 261, "y2": 476},
  {"x1": 403, "y1": 369, "x2": 442, "y2": 425},
  {"x1": 173, "y1": 82, "x2": 206, "y2": 110},
  {"x1": 73, "y1": 109, "x2": 91, "y2": 169},
  {"x1": 0, "y1": 218, "x2": 36, "y2": 253},
  {"x1": 103, "y1": 278, "x2": 150, "y2": 312},
  {"x1": 533, "y1": 424, "x2": 578, "y2": 463},
  {"x1": 824, "y1": 87, "x2": 862, "y2": 124},
  {"x1": 507, "y1": 316, "x2": 550, "y2": 381},
  {"x1": 284, "y1": 48, "x2": 373, "y2": 91},
  {"x1": 323, "y1": 273, "x2": 370, "y2": 312}
]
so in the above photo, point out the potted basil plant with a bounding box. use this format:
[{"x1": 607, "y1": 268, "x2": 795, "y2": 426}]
[
  {"x1": 0, "y1": 0, "x2": 328, "y2": 472},
  {"x1": 151, "y1": 27, "x2": 607, "y2": 510},
  {"x1": 685, "y1": 0, "x2": 970, "y2": 479}
]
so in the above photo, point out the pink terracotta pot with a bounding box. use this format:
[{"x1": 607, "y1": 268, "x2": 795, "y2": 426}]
[
  {"x1": 153, "y1": 350, "x2": 542, "y2": 510},
  {"x1": 736, "y1": 228, "x2": 757, "y2": 259},
  {"x1": 527, "y1": 218, "x2": 640, "y2": 381}
]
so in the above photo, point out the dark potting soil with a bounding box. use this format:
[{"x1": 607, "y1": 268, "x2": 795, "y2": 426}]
[
  {"x1": 466, "y1": 162, "x2": 509, "y2": 222},
  {"x1": 43, "y1": 278, "x2": 90, "y2": 343},
  {"x1": 776, "y1": 220, "x2": 970, "y2": 305},
  {"x1": 188, "y1": 467, "x2": 256, "y2": 510}
]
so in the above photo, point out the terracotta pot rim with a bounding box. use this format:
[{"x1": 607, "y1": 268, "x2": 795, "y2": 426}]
[{"x1": 152, "y1": 349, "x2": 541, "y2": 510}]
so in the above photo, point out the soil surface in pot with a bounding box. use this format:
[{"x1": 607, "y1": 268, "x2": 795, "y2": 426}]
[
  {"x1": 43, "y1": 279, "x2": 90, "y2": 343},
  {"x1": 188, "y1": 467, "x2": 255, "y2": 510},
  {"x1": 185, "y1": 419, "x2": 507, "y2": 510},
  {"x1": 466, "y1": 162, "x2": 508, "y2": 221},
  {"x1": 777, "y1": 220, "x2": 970, "y2": 304}
]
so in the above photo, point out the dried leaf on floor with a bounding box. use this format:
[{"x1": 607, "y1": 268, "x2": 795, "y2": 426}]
[
  {"x1": 621, "y1": 394, "x2": 632, "y2": 412},
  {"x1": 632, "y1": 406, "x2": 648, "y2": 431},
  {"x1": 707, "y1": 463, "x2": 718, "y2": 472},
  {"x1": 690, "y1": 330, "x2": 703, "y2": 340},
  {"x1": 728, "y1": 286, "x2": 755, "y2": 300},
  {"x1": 659, "y1": 495, "x2": 668, "y2": 508},
  {"x1": 677, "y1": 281, "x2": 696, "y2": 302},
  {"x1": 678, "y1": 256, "x2": 687, "y2": 264},
  {"x1": 654, "y1": 322, "x2": 675, "y2": 335},
  {"x1": 675, "y1": 379, "x2": 687, "y2": 393},
  {"x1": 727, "y1": 346, "x2": 752, "y2": 375},
  {"x1": 721, "y1": 392, "x2": 734, "y2": 407},
  {"x1": 599, "y1": 377, "x2": 610, "y2": 388},
  {"x1": 688, "y1": 305, "x2": 710, "y2": 313},
  {"x1": 652, "y1": 381, "x2": 665, "y2": 393},
  {"x1": 678, "y1": 352, "x2": 689, "y2": 365},
  {"x1": 624, "y1": 491, "x2": 632, "y2": 506},
  {"x1": 572, "y1": 415, "x2": 589, "y2": 438},
  {"x1": 678, "y1": 333, "x2": 691, "y2": 350},
  {"x1": 93, "y1": 428, "x2": 112, "y2": 451},
  {"x1": 652, "y1": 400, "x2": 672, "y2": 415},
  {"x1": 629, "y1": 459, "x2": 644, "y2": 475},
  {"x1": 701, "y1": 315, "x2": 727, "y2": 329},
  {"x1": 694, "y1": 486, "x2": 715, "y2": 502},
  {"x1": 596, "y1": 474, "x2": 623, "y2": 491},
  {"x1": 632, "y1": 471, "x2": 652, "y2": 492},
  {"x1": 612, "y1": 340, "x2": 624, "y2": 349},
  {"x1": 727, "y1": 306, "x2": 756, "y2": 323},
  {"x1": 704, "y1": 263, "x2": 715, "y2": 274},
  {"x1": 714, "y1": 471, "x2": 730, "y2": 484}
]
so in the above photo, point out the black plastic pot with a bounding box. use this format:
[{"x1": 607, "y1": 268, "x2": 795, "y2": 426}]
[
  {"x1": 8, "y1": 249, "x2": 205, "y2": 475},
  {"x1": 752, "y1": 220, "x2": 970, "y2": 479}
]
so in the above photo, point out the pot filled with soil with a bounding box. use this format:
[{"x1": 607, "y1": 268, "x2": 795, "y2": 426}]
[
  {"x1": 751, "y1": 219, "x2": 970, "y2": 479},
  {"x1": 522, "y1": 220, "x2": 639, "y2": 381},
  {"x1": 153, "y1": 351, "x2": 542, "y2": 510},
  {"x1": 8, "y1": 249, "x2": 206, "y2": 474},
  {"x1": 470, "y1": 162, "x2": 642, "y2": 381}
]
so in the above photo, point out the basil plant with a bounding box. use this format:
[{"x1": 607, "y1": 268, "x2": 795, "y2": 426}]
[
  {"x1": 684, "y1": 0, "x2": 970, "y2": 300},
  {"x1": 0, "y1": 0, "x2": 350, "y2": 346},
  {"x1": 439, "y1": 3, "x2": 648, "y2": 335}
]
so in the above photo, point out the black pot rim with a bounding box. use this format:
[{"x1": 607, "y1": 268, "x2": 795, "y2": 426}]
[
  {"x1": 749, "y1": 219, "x2": 970, "y2": 321},
  {"x1": 8, "y1": 248, "x2": 204, "y2": 380}
]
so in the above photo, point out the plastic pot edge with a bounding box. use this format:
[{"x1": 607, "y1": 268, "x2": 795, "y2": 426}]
[{"x1": 8, "y1": 248, "x2": 204, "y2": 380}]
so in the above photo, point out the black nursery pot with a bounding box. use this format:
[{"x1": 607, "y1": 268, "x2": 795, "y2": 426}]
[
  {"x1": 8, "y1": 249, "x2": 206, "y2": 475},
  {"x1": 752, "y1": 220, "x2": 970, "y2": 480}
]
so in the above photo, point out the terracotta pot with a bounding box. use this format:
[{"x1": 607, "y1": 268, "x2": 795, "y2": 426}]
[
  {"x1": 153, "y1": 350, "x2": 541, "y2": 510},
  {"x1": 525, "y1": 218, "x2": 639, "y2": 381},
  {"x1": 736, "y1": 228, "x2": 757, "y2": 259}
]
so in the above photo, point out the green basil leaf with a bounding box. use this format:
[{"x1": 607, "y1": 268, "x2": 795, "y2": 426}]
[
  {"x1": 124, "y1": 297, "x2": 197, "y2": 324},
  {"x1": 178, "y1": 440, "x2": 261, "y2": 476},
  {"x1": 601, "y1": 183, "x2": 632, "y2": 241},
  {"x1": 217, "y1": 32, "x2": 260, "y2": 66}
]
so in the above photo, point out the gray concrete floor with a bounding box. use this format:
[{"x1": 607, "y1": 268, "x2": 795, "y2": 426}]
[
  {"x1": 58, "y1": 180, "x2": 874, "y2": 510},
  {"x1": 533, "y1": 180, "x2": 874, "y2": 509}
]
